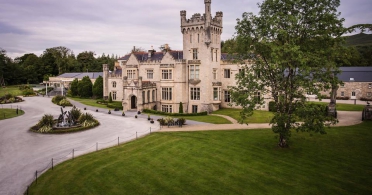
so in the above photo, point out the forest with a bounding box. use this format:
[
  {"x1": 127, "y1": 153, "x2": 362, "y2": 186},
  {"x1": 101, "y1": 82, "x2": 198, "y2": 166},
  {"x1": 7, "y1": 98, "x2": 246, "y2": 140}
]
[
  {"x1": 0, "y1": 46, "x2": 117, "y2": 85},
  {"x1": 1, "y1": 33, "x2": 371, "y2": 86}
]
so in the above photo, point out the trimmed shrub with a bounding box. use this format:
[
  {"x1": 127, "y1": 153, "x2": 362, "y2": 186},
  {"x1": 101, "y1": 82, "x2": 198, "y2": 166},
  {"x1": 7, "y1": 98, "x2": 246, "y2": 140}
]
[
  {"x1": 92, "y1": 76, "x2": 103, "y2": 98},
  {"x1": 70, "y1": 78, "x2": 79, "y2": 96},
  {"x1": 108, "y1": 92, "x2": 113, "y2": 103},
  {"x1": 59, "y1": 99, "x2": 73, "y2": 107},
  {"x1": 22, "y1": 89, "x2": 35, "y2": 96},
  {"x1": 179, "y1": 102, "x2": 183, "y2": 113},
  {"x1": 360, "y1": 97, "x2": 372, "y2": 101},
  {"x1": 78, "y1": 76, "x2": 93, "y2": 98},
  {"x1": 52, "y1": 95, "x2": 64, "y2": 105}
]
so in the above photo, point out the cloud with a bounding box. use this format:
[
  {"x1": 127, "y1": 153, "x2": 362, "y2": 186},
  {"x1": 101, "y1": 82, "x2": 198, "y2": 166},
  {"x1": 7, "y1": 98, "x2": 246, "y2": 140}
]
[
  {"x1": 0, "y1": 22, "x2": 29, "y2": 35},
  {"x1": 0, "y1": 0, "x2": 370, "y2": 59}
]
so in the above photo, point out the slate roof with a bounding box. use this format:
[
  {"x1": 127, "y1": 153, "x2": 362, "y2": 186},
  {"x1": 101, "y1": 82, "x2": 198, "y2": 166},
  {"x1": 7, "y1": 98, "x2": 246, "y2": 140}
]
[
  {"x1": 57, "y1": 72, "x2": 103, "y2": 79},
  {"x1": 338, "y1": 67, "x2": 372, "y2": 82},
  {"x1": 118, "y1": 50, "x2": 184, "y2": 62}
]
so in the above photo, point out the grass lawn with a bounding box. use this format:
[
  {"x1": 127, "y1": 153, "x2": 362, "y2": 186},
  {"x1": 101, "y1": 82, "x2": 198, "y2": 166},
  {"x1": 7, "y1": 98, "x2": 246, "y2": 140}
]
[
  {"x1": 213, "y1": 108, "x2": 274, "y2": 123},
  {"x1": 0, "y1": 108, "x2": 25, "y2": 120},
  {"x1": 68, "y1": 97, "x2": 109, "y2": 109},
  {"x1": 0, "y1": 86, "x2": 22, "y2": 96},
  {"x1": 145, "y1": 112, "x2": 232, "y2": 124},
  {"x1": 29, "y1": 121, "x2": 372, "y2": 195},
  {"x1": 179, "y1": 115, "x2": 232, "y2": 124},
  {"x1": 311, "y1": 101, "x2": 365, "y2": 111}
]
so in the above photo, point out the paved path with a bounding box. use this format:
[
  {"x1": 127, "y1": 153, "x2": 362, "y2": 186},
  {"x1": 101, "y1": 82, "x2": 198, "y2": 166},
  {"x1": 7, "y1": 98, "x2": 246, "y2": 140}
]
[
  {"x1": 0, "y1": 97, "x2": 160, "y2": 195},
  {"x1": 0, "y1": 97, "x2": 364, "y2": 194},
  {"x1": 159, "y1": 111, "x2": 363, "y2": 132}
]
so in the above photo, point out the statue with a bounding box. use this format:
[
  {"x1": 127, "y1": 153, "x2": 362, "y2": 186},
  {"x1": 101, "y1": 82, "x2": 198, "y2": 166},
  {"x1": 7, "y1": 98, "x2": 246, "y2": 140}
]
[
  {"x1": 327, "y1": 76, "x2": 338, "y2": 118},
  {"x1": 362, "y1": 101, "x2": 372, "y2": 121}
]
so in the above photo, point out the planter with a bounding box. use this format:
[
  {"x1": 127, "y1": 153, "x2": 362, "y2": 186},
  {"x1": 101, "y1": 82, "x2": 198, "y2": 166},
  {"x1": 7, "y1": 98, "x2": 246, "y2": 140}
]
[
  {"x1": 108, "y1": 111, "x2": 111, "y2": 114},
  {"x1": 137, "y1": 111, "x2": 141, "y2": 114},
  {"x1": 135, "y1": 115, "x2": 138, "y2": 118},
  {"x1": 84, "y1": 107, "x2": 86, "y2": 110},
  {"x1": 122, "y1": 113, "x2": 125, "y2": 116},
  {"x1": 96, "y1": 109, "x2": 98, "y2": 112}
]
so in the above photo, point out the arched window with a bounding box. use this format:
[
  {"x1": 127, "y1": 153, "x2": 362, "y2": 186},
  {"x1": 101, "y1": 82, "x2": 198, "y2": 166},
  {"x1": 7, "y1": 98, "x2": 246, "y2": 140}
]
[
  {"x1": 112, "y1": 81, "x2": 116, "y2": 88},
  {"x1": 147, "y1": 91, "x2": 150, "y2": 103},
  {"x1": 152, "y1": 90, "x2": 155, "y2": 102}
]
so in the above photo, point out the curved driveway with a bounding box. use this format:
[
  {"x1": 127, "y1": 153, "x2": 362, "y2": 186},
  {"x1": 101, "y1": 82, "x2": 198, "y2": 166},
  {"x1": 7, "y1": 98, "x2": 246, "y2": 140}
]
[
  {"x1": 0, "y1": 97, "x2": 364, "y2": 194},
  {"x1": 0, "y1": 96, "x2": 160, "y2": 195}
]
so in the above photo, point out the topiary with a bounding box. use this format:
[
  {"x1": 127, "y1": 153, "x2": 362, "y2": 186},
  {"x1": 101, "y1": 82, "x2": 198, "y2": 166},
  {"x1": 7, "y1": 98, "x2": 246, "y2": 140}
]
[
  {"x1": 59, "y1": 99, "x2": 72, "y2": 106},
  {"x1": 52, "y1": 95, "x2": 64, "y2": 104}
]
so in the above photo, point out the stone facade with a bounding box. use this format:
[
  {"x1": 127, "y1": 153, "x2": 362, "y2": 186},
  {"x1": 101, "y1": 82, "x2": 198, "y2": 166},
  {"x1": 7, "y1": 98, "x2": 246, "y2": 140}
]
[
  {"x1": 103, "y1": 0, "x2": 268, "y2": 113},
  {"x1": 338, "y1": 82, "x2": 372, "y2": 100}
]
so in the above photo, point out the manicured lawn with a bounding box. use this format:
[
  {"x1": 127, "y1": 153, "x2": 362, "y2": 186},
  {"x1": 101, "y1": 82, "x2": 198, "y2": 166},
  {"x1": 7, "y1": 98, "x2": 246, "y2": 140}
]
[
  {"x1": 68, "y1": 97, "x2": 108, "y2": 109},
  {"x1": 213, "y1": 108, "x2": 274, "y2": 123},
  {"x1": 311, "y1": 101, "x2": 365, "y2": 111},
  {"x1": 145, "y1": 112, "x2": 232, "y2": 124},
  {"x1": 29, "y1": 121, "x2": 372, "y2": 194},
  {"x1": 180, "y1": 115, "x2": 232, "y2": 124},
  {"x1": 0, "y1": 108, "x2": 25, "y2": 120},
  {"x1": 0, "y1": 86, "x2": 22, "y2": 96}
]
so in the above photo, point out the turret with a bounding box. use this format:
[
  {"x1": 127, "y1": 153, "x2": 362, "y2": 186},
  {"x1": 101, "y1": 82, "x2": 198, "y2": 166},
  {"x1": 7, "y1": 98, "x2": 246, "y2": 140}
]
[{"x1": 103, "y1": 64, "x2": 109, "y2": 99}]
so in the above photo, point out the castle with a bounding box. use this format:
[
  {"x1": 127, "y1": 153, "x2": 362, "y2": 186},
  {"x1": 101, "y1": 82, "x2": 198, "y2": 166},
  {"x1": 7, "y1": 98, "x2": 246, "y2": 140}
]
[
  {"x1": 48, "y1": 0, "x2": 372, "y2": 110},
  {"x1": 102, "y1": 0, "x2": 257, "y2": 113}
]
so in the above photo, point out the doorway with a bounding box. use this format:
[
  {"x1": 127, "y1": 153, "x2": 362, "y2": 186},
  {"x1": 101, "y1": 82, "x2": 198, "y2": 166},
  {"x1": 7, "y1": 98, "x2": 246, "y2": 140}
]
[{"x1": 131, "y1": 96, "x2": 137, "y2": 109}]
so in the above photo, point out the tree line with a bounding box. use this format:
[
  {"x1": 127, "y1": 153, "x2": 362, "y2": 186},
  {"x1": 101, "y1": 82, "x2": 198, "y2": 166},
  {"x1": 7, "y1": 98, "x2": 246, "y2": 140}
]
[
  {"x1": 221, "y1": 34, "x2": 372, "y2": 67},
  {"x1": 0, "y1": 46, "x2": 117, "y2": 86}
]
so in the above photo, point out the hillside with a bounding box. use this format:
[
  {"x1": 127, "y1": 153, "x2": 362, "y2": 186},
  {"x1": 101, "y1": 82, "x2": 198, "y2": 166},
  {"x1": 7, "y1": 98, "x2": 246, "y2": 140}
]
[{"x1": 345, "y1": 33, "x2": 372, "y2": 46}]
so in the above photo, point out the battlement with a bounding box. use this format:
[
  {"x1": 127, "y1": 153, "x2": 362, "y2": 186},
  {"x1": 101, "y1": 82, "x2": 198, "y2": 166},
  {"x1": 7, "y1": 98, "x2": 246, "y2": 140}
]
[
  {"x1": 216, "y1": 11, "x2": 223, "y2": 17},
  {"x1": 180, "y1": 10, "x2": 186, "y2": 17},
  {"x1": 181, "y1": 13, "x2": 222, "y2": 28}
]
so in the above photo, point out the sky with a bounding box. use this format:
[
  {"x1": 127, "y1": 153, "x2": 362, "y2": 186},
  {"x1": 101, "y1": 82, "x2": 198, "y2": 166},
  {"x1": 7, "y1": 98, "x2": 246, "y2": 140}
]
[{"x1": 0, "y1": 0, "x2": 371, "y2": 59}]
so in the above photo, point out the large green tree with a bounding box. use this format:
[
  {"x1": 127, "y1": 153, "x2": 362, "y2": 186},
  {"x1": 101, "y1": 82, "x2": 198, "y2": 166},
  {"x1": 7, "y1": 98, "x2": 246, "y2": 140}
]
[
  {"x1": 70, "y1": 78, "x2": 79, "y2": 96},
  {"x1": 230, "y1": 0, "x2": 344, "y2": 147},
  {"x1": 78, "y1": 76, "x2": 93, "y2": 98},
  {"x1": 92, "y1": 76, "x2": 103, "y2": 98}
]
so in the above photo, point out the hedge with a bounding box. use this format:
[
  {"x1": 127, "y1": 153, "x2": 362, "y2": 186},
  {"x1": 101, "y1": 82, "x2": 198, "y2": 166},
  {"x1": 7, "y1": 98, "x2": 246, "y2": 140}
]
[
  {"x1": 30, "y1": 120, "x2": 100, "y2": 134},
  {"x1": 143, "y1": 109, "x2": 208, "y2": 116}
]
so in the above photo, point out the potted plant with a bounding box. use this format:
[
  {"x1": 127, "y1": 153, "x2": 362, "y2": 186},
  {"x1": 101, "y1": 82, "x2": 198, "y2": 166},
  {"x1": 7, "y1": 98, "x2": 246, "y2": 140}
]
[
  {"x1": 108, "y1": 110, "x2": 111, "y2": 114},
  {"x1": 135, "y1": 115, "x2": 138, "y2": 118},
  {"x1": 137, "y1": 111, "x2": 141, "y2": 114},
  {"x1": 150, "y1": 118, "x2": 154, "y2": 124},
  {"x1": 122, "y1": 111, "x2": 125, "y2": 116},
  {"x1": 96, "y1": 109, "x2": 98, "y2": 112},
  {"x1": 84, "y1": 107, "x2": 86, "y2": 110},
  {"x1": 148, "y1": 114, "x2": 151, "y2": 120}
]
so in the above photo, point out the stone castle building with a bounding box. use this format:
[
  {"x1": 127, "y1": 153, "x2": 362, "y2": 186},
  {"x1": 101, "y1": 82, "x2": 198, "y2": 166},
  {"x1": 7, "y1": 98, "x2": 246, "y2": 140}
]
[
  {"x1": 103, "y1": 0, "x2": 257, "y2": 113},
  {"x1": 49, "y1": 0, "x2": 372, "y2": 111}
]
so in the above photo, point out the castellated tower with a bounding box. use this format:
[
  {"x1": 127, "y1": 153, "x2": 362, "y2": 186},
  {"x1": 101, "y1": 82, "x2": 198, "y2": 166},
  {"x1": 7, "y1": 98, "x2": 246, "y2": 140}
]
[
  {"x1": 102, "y1": 64, "x2": 109, "y2": 99},
  {"x1": 180, "y1": 0, "x2": 223, "y2": 113}
]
